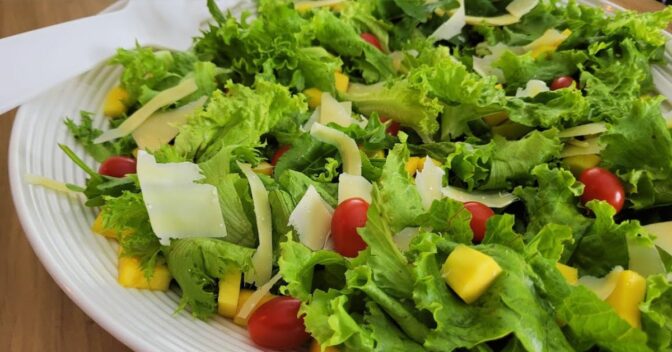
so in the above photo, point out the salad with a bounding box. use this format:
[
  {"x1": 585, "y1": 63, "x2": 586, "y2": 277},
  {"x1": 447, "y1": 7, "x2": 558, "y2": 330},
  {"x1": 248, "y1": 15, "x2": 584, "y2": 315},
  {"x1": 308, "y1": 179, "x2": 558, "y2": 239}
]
[{"x1": 42, "y1": 0, "x2": 672, "y2": 350}]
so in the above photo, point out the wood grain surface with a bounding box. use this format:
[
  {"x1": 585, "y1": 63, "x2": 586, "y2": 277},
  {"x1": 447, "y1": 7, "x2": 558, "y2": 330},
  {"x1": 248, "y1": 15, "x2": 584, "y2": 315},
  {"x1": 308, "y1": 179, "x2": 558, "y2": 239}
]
[{"x1": 0, "y1": 0, "x2": 665, "y2": 351}]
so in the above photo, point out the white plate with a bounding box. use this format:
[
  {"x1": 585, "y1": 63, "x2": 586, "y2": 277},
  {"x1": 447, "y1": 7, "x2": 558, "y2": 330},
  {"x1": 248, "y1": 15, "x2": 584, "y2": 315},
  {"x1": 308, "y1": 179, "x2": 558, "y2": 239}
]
[{"x1": 8, "y1": 1, "x2": 672, "y2": 352}]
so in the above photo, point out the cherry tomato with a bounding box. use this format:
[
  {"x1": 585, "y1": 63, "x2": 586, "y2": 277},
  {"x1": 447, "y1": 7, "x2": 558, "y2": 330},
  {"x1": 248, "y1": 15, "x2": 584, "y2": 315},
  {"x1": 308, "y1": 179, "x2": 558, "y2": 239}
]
[
  {"x1": 380, "y1": 116, "x2": 401, "y2": 136},
  {"x1": 272, "y1": 145, "x2": 291, "y2": 166},
  {"x1": 98, "y1": 156, "x2": 136, "y2": 178},
  {"x1": 463, "y1": 202, "x2": 495, "y2": 243},
  {"x1": 360, "y1": 32, "x2": 383, "y2": 51},
  {"x1": 331, "y1": 198, "x2": 369, "y2": 257},
  {"x1": 550, "y1": 76, "x2": 575, "y2": 90},
  {"x1": 248, "y1": 296, "x2": 310, "y2": 350},
  {"x1": 579, "y1": 167, "x2": 625, "y2": 213}
]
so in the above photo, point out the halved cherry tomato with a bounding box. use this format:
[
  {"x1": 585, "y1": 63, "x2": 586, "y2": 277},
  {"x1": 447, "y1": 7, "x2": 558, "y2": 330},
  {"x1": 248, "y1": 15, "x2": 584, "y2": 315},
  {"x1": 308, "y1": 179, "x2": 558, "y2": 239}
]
[
  {"x1": 98, "y1": 156, "x2": 136, "y2": 178},
  {"x1": 380, "y1": 116, "x2": 401, "y2": 136},
  {"x1": 360, "y1": 32, "x2": 382, "y2": 51},
  {"x1": 248, "y1": 296, "x2": 310, "y2": 350},
  {"x1": 463, "y1": 202, "x2": 495, "y2": 243},
  {"x1": 272, "y1": 145, "x2": 291, "y2": 166},
  {"x1": 331, "y1": 198, "x2": 369, "y2": 257},
  {"x1": 579, "y1": 167, "x2": 625, "y2": 213},
  {"x1": 550, "y1": 76, "x2": 575, "y2": 90}
]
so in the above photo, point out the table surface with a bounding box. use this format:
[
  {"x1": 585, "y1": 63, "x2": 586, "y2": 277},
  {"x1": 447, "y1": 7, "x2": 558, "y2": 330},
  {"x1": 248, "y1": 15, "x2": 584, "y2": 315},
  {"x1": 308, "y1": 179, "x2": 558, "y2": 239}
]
[{"x1": 0, "y1": 0, "x2": 665, "y2": 351}]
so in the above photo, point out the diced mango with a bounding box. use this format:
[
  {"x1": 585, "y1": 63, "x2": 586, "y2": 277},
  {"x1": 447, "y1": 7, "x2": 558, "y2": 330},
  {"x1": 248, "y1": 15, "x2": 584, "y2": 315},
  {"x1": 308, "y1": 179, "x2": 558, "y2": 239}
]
[
  {"x1": 482, "y1": 111, "x2": 508, "y2": 127},
  {"x1": 253, "y1": 161, "x2": 274, "y2": 176},
  {"x1": 117, "y1": 256, "x2": 171, "y2": 291},
  {"x1": 217, "y1": 269, "x2": 242, "y2": 318},
  {"x1": 442, "y1": 245, "x2": 502, "y2": 304},
  {"x1": 405, "y1": 157, "x2": 422, "y2": 176},
  {"x1": 556, "y1": 263, "x2": 578, "y2": 285},
  {"x1": 103, "y1": 86, "x2": 130, "y2": 118},
  {"x1": 310, "y1": 339, "x2": 340, "y2": 352},
  {"x1": 233, "y1": 289, "x2": 276, "y2": 326},
  {"x1": 495, "y1": 83, "x2": 503, "y2": 90},
  {"x1": 605, "y1": 270, "x2": 646, "y2": 328},
  {"x1": 563, "y1": 154, "x2": 601, "y2": 176},
  {"x1": 91, "y1": 212, "x2": 133, "y2": 239},
  {"x1": 334, "y1": 72, "x2": 350, "y2": 94},
  {"x1": 304, "y1": 88, "x2": 323, "y2": 108}
]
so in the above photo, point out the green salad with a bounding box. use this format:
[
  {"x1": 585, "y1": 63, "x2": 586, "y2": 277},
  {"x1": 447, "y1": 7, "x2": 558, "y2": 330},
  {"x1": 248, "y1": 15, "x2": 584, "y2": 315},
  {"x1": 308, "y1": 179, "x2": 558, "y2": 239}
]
[{"x1": 53, "y1": 0, "x2": 672, "y2": 350}]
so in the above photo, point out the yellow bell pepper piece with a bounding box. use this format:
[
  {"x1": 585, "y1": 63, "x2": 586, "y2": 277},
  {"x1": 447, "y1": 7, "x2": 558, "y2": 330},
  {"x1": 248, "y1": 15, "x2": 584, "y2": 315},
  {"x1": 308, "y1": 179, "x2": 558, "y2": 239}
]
[
  {"x1": 605, "y1": 270, "x2": 646, "y2": 328},
  {"x1": 304, "y1": 88, "x2": 323, "y2": 109},
  {"x1": 442, "y1": 245, "x2": 502, "y2": 304},
  {"x1": 556, "y1": 263, "x2": 578, "y2": 285},
  {"x1": 217, "y1": 269, "x2": 242, "y2": 318},
  {"x1": 117, "y1": 256, "x2": 171, "y2": 291},
  {"x1": 233, "y1": 289, "x2": 276, "y2": 326},
  {"x1": 405, "y1": 157, "x2": 422, "y2": 176},
  {"x1": 103, "y1": 86, "x2": 130, "y2": 118},
  {"x1": 334, "y1": 72, "x2": 350, "y2": 94}
]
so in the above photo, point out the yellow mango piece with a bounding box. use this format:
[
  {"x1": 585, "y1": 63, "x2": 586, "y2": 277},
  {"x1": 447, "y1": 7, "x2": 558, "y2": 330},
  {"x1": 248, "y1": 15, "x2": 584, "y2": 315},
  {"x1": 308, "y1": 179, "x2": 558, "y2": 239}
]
[
  {"x1": 217, "y1": 269, "x2": 242, "y2": 318},
  {"x1": 103, "y1": 86, "x2": 130, "y2": 118},
  {"x1": 556, "y1": 263, "x2": 578, "y2": 285},
  {"x1": 606, "y1": 270, "x2": 646, "y2": 328},
  {"x1": 482, "y1": 111, "x2": 508, "y2": 127},
  {"x1": 233, "y1": 289, "x2": 276, "y2": 326},
  {"x1": 117, "y1": 256, "x2": 171, "y2": 291},
  {"x1": 442, "y1": 245, "x2": 502, "y2": 304},
  {"x1": 563, "y1": 154, "x2": 601, "y2": 176},
  {"x1": 253, "y1": 161, "x2": 274, "y2": 176},
  {"x1": 304, "y1": 88, "x2": 323, "y2": 108},
  {"x1": 495, "y1": 83, "x2": 503, "y2": 90},
  {"x1": 91, "y1": 212, "x2": 133, "y2": 239},
  {"x1": 310, "y1": 339, "x2": 340, "y2": 352},
  {"x1": 405, "y1": 157, "x2": 422, "y2": 176},
  {"x1": 334, "y1": 72, "x2": 350, "y2": 94}
]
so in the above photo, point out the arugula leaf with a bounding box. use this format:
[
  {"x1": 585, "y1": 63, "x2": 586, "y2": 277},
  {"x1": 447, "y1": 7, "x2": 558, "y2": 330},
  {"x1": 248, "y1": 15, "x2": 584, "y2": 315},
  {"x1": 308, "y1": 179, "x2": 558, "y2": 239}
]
[{"x1": 65, "y1": 111, "x2": 136, "y2": 162}]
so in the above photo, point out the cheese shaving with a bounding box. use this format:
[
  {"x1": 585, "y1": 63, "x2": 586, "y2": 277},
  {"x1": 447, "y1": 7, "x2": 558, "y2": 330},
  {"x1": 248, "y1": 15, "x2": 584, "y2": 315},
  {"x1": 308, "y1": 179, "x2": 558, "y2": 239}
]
[
  {"x1": 94, "y1": 78, "x2": 198, "y2": 143},
  {"x1": 415, "y1": 156, "x2": 445, "y2": 210},
  {"x1": 505, "y1": 0, "x2": 539, "y2": 18},
  {"x1": 442, "y1": 185, "x2": 517, "y2": 208},
  {"x1": 338, "y1": 173, "x2": 372, "y2": 204},
  {"x1": 133, "y1": 97, "x2": 206, "y2": 151},
  {"x1": 288, "y1": 185, "x2": 334, "y2": 251},
  {"x1": 310, "y1": 123, "x2": 361, "y2": 176},
  {"x1": 560, "y1": 137, "x2": 601, "y2": 158},
  {"x1": 25, "y1": 174, "x2": 77, "y2": 195},
  {"x1": 558, "y1": 122, "x2": 607, "y2": 138},
  {"x1": 238, "y1": 162, "x2": 274, "y2": 286},
  {"x1": 643, "y1": 221, "x2": 672, "y2": 256},
  {"x1": 431, "y1": 0, "x2": 465, "y2": 41},
  {"x1": 235, "y1": 273, "x2": 282, "y2": 321},
  {"x1": 578, "y1": 266, "x2": 624, "y2": 300}
]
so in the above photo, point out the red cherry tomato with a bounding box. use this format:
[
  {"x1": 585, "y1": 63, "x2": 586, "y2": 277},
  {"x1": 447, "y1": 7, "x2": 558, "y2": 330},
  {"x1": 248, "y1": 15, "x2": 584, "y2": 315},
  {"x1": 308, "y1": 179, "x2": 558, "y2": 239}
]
[
  {"x1": 98, "y1": 156, "x2": 136, "y2": 178},
  {"x1": 380, "y1": 116, "x2": 401, "y2": 136},
  {"x1": 463, "y1": 202, "x2": 495, "y2": 243},
  {"x1": 272, "y1": 145, "x2": 291, "y2": 166},
  {"x1": 579, "y1": 167, "x2": 625, "y2": 213},
  {"x1": 550, "y1": 76, "x2": 575, "y2": 90},
  {"x1": 248, "y1": 296, "x2": 310, "y2": 350},
  {"x1": 360, "y1": 32, "x2": 383, "y2": 51},
  {"x1": 331, "y1": 198, "x2": 369, "y2": 257}
]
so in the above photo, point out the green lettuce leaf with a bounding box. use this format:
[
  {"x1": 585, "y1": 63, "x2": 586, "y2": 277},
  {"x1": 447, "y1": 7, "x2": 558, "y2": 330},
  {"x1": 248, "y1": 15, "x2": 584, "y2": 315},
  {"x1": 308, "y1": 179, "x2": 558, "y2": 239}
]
[
  {"x1": 641, "y1": 274, "x2": 672, "y2": 351},
  {"x1": 65, "y1": 111, "x2": 136, "y2": 162}
]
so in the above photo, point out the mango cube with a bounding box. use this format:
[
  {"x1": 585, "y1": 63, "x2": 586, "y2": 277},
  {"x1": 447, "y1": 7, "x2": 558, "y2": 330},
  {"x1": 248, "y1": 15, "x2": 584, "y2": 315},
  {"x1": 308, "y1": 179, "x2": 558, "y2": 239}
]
[
  {"x1": 556, "y1": 263, "x2": 578, "y2": 285},
  {"x1": 117, "y1": 256, "x2": 171, "y2": 291},
  {"x1": 334, "y1": 72, "x2": 350, "y2": 94},
  {"x1": 605, "y1": 270, "x2": 646, "y2": 328},
  {"x1": 563, "y1": 154, "x2": 601, "y2": 176},
  {"x1": 91, "y1": 212, "x2": 133, "y2": 239},
  {"x1": 103, "y1": 86, "x2": 130, "y2": 118},
  {"x1": 233, "y1": 289, "x2": 276, "y2": 326},
  {"x1": 304, "y1": 88, "x2": 323, "y2": 108},
  {"x1": 405, "y1": 157, "x2": 422, "y2": 176},
  {"x1": 217, "y1": 269, "x2": 242, "y2": 318},
  {"x1": 442, "y1": 245, "x2": 502, "y2": 304}
]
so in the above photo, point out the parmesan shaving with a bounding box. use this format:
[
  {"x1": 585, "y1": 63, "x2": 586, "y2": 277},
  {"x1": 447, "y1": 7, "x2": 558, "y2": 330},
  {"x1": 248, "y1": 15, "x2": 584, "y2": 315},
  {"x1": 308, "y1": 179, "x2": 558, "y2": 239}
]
[
  {"x1": 25, "y1": 174, "x2": 77, "y2": 195},
  {"x1": 464, "y1": 14, "x2": 520, "y2": 26},
  {"x1": 238, "y1": 162, "x2": 274, "y2": 286},
  {"x1": 560, "y1": 137, "x2": 601, "y2": 158},
  {"x1": 505, "y1": 0, "x2": 539, "y2": 18},
  {"x1": 431, "y1": 0, "x2": 465, "y2": 41},
  {"x1": 578, "y1": 266, "x2": 624, "y2": 300},
  {"x1": 627, "y1": 237, "x2": 666, "y2": 277},
  {"x1": 558, "y1": 123, "x2": 607, "y2": 138},
  {"x1": 442, "y1": 185, "x2": 517, "y2": 208},
  {"x1": 515, "y1": 79, "x2": 549, "y2": 98},
  {"x1": 310, "y1": 123, "x2": 361, "y2": 176},
  {"x1": 643, "y1": 221, "x2": 672, "y2": 256},
  {"x1": 235, "y1": 273, "x2": 282, "y2": 321},
  {"x1": 288, "y1": 186, "x2": 334, "y2": 251},
  {"x1": 415, "y1": 156, "x2": 445, "y2": 210},
  {"x1": 338, "y1": 173, "x2": 372, "y2": 204},
  {"x1": 133, "y1": 97, "x2": 206, "y2": 151},
  {"x1": 523, "y1": 29, "x2": 572, "y2": 58},
  {"x1": 394, "y1": 227, "x2": 420, "y2": 252},
  {"x1": 94, "y1": 78, "x2": 198, "y2": 143},
  {"x1": 320, "y1": 92, "x2": 355, "y2": 127}
]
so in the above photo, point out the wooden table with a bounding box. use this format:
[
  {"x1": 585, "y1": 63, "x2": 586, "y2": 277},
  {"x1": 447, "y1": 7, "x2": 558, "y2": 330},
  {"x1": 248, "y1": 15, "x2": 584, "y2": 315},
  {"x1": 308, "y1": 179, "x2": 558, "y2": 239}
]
[{"x1": 0, "y1": 0, "x2": 665, "y2": 351}]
